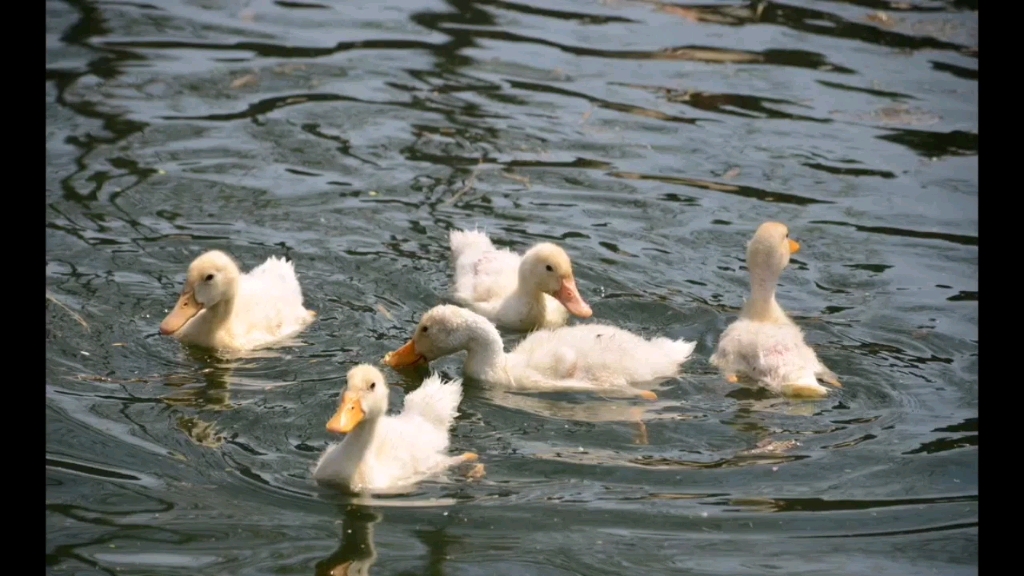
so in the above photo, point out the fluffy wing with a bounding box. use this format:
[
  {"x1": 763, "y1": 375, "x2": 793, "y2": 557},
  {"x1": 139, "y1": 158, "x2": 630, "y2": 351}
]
[{"x1": 449, "y1": 230, "x2": 521, "y2": 304}]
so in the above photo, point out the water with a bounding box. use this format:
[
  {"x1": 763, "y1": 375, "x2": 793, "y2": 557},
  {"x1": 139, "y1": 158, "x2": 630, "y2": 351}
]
[{"x1": 46, "y1": 0, "x2": 977, "y2": 574}]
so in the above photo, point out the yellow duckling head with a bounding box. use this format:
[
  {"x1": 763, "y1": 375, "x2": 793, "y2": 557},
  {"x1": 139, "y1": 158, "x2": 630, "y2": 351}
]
[
  {"x1": 747, "y1": 221, "x2": 800, "y2": 280},
  {"x1": 520, "y1": 243, "x2": 592, "y2": 318},
  {"x1": 160, "y1": 250, "x2": 241, "y2": 336},
  {"x1": 326, "y1": 365, "x2": 390, "y2": 434}
]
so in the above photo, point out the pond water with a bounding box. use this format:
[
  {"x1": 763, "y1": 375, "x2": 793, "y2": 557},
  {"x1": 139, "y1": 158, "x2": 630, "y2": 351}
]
[{"x1": 46, "y1": 0, "x2": 977, "y2": 574}]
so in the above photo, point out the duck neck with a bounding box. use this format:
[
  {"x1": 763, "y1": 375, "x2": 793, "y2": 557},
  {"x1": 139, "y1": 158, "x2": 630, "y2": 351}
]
[
  {"x1": 196, "y1": 290, "x2": 237, "y2": 334},
  {"x1": 341, "y1": 415, "x2": 381, "y2": 458},
  {"x1": 742, "y1": 268, "x2": 788, "y2": 323},
  {"x1": 462, "y1": 317, "x2": 511, "y2": 384},
  {"x1": 509, "y1": 283, "x2": 546, "y2": 316}
]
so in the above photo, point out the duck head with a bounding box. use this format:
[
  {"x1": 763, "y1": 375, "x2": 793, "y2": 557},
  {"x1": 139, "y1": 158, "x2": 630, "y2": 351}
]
[
  {"x1": 519, "y1": 243, "x2": 592, "y2": 318},
  {"x1": 159, "y1": 250, "x2": 241, "y2": 335},
  {"x1": 383, "y1": 305, "x2": 492, "y2": 369},
  {"x1": 326, "y1": 365, "x2": 390, "y2": 434},
  {"x1": 747, "y1": 221, "x2": 800, "y2": 282}
]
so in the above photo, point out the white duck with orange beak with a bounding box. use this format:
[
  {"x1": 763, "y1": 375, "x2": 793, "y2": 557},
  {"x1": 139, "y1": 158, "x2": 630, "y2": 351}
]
[
  {"x1": 158, "y1": 250, "x2": 316, "y2": 351},
  {"x1": 449, "y1": 229, "x2": 593, "y2": 331},
  {"x1": 312, "y1": 365, "x2": 477, "y2": 493},
  {"x1": 384, "y1": 305, "x2": 696, "y2": 400},
  {"x1": 710, "y1": 222, "x2": 842, "y2": 398}
]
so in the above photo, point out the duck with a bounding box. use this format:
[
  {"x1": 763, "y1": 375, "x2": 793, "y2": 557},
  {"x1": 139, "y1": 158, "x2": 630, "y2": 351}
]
[
  {"x1": 448, "y1": 229, "x2": 593, "y2": 331},
  {"x1": 709, "y1": 222, "x2": 842, "y2": 398},
  {"x1": 383, "y1": 304, "x2": 696, "y2": 399},
  {"x1": 158, "y1": 250, "x2": 316, "y2": 351},
  {"x1": 312, "y1": 364, "x2": 478, "y2": 493}
]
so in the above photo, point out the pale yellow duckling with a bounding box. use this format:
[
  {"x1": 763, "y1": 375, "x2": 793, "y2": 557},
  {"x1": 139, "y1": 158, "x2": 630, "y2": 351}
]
[
  {"x1": 449, "y1": 229, "x2": 592, "y2": 331},
  {"x1": 312, "y1": 365, "x2": 477, "y2": 493},
  {"x1": 710, "y1": 222, "x2": 842, "y2": 398},
  {"x1": 159, "y1": 250, "x2": 316, "y2": 351},
  {"x1": 384, "y1": 304, "x2": 696, "y2": 399}
]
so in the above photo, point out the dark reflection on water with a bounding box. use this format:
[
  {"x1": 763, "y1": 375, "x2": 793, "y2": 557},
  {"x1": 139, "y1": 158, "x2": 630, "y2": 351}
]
[
  {"x1": 315, "y1": 506, "x2": 381, "y2": 576},
  {"x1": 47, "y1": 0, "x2": 975, "y2": 573},
  {"x1": 315, "y1": 505, "x2": 472, "y2": 576}
]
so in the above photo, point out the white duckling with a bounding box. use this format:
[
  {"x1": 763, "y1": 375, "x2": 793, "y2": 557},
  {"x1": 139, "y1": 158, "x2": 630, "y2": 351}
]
[
  {"x1": 709, "y1": 222, "x2": 842, "y2": 398},
  {"x1": 312, "y1": 365, "x2": 478, "y2": 493},
  {"x1": 159, "y1": 250, "x2": 316, "y2": 351},
  {"x1": 383, "y1": 305, "x2": 696, "y2": 399},
  {"x1": 449, "y1": 229, "x2": 593, "y2": 331}
]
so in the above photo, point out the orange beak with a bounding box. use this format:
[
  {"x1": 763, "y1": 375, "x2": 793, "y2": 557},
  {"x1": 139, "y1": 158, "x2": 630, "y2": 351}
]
[
  {"x1": 326, "y1": 391, "x2": 364, "y2": 434},
  {"x1": 159, "y1": 288, "x2": 203, "y2": 335},
  {"x1": 554, "y1": 276, "x2": 592, "y2": 318},
  {"x1": 383, "y1": 340, "x2": 427, "y2": 369},
  {"x1": 788, "y1": 239, "x2": 800, "y2": 254}
]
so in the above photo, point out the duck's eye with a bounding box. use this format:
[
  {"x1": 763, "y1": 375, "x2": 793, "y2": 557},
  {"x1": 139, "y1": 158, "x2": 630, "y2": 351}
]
[
  {"x1": 421, "y1": 326, "x2": 428, "y2": 333},
  {"x1": 370, "y1": 382, "x2": 376, "y2": 390},
  {"x1": 205, "y1": 274, "x2": 214, "y2": 282},
  {"x1": 545, "y1": 265, "x2": 554, "y2": 272}
]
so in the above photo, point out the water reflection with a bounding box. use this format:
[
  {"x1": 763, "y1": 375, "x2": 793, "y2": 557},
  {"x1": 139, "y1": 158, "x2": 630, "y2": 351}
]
[
  {"x1": 316, "y1": 504, "x2": 465, "y2": 576},
  {"x1": 478, "y1": 387, "x2": 680, "y2": 444},
  {"x1": 316, "y1": 506, "x2": 380, "y2": 576},
  {"x1": 161, "y1": 347, "x2": 240, "y2": 411},
  {"x1": 161, "y1": 342, "x2": 309, "y2": 405},
  {"x1": 160, "y1": 345, "x2": 309, "y2": 446}
]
